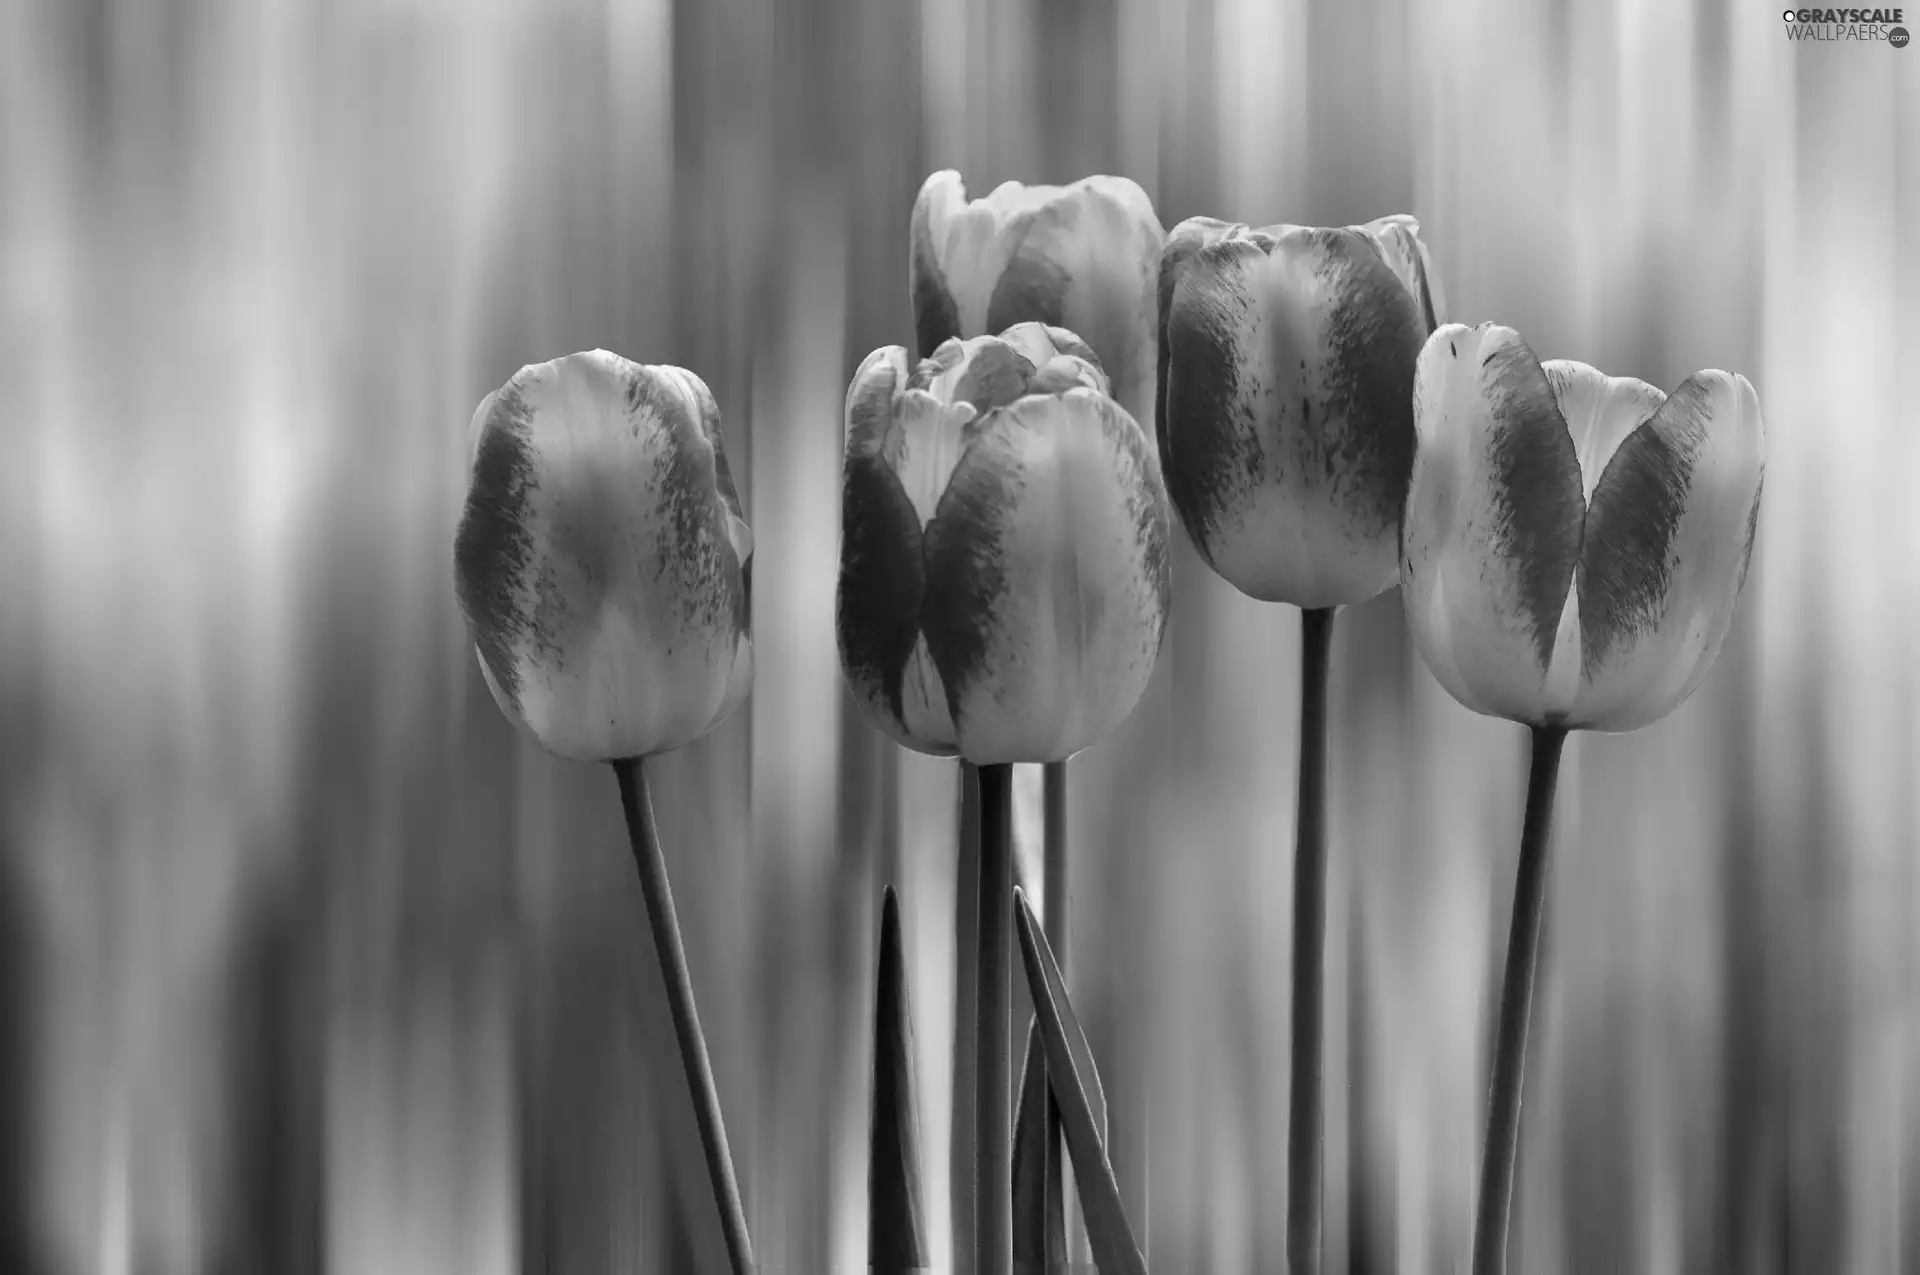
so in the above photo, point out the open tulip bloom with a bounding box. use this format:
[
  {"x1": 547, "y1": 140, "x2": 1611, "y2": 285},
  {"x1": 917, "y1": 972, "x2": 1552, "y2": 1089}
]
[
  {"x1": 453, "y1": 350, "x2": 756, "y2": 1273},
  {"x1": 1158, "y1": 210, "x2": 1448, "y2": 1274},
  {"x1": 838, "y1": 322, "x2": 1169, "y2": 1274},
  {"x1": 1402, "y1": 322, "x2": 1764, "y2": 1274}
]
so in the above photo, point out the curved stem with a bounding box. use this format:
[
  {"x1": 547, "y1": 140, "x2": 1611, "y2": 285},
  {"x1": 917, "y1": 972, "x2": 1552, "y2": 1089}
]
[
  {"x1": 613, "y1": 757, "x2": 756, "y2": 1274},
  {"x1": 976, "y1": 762, "x2": 1015, "y2": 1275},
  {"x1": 1287, "y1": 605, "x2": 1334, "y2": 1275},
  {"x1": 1470, "y1": 725, "x2": 1569, "y2": 1275}
]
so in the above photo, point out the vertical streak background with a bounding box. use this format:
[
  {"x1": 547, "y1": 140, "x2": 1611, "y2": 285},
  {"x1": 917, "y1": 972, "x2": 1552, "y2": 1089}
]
[{"x1": 1, "y1": 0, "x2": 1916, "y2": 1272}]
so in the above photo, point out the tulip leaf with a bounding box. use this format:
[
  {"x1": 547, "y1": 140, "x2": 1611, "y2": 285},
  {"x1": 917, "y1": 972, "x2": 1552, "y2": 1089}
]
[
  {"x1": 1010, "y1": 1023, "x2": 1066, "y2": 1269},
  {"x1": 870, "y1": 886, "x2": 929, "y2": 1269},
  {"x1": 1013, "y1": 889, "x2": 1145, "y2": 1275}
]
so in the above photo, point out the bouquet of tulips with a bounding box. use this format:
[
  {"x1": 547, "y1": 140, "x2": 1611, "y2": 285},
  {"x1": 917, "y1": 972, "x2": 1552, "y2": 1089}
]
[{"x1": 452, "y1": 160, "x2": 1763, "y2": 1273}]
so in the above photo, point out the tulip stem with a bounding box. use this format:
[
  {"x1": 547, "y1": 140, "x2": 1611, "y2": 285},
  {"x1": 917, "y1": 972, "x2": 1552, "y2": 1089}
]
[
  {"x1": 1287, "y1": 605, "x2": 1334, "y2": 1275},
  {"x1": 1470, "y1": 725, "x2": 1568, "y2": 1275},
  {"x1": 612, "y1": 757, "x2": 756, "y2": 1275},
  {"x1": 976, "y1": 762, "x2": 1016, "y2": 1275},
  {"x1": 1042, "y1": 759, "x2": 1070, "y2": 1270}
]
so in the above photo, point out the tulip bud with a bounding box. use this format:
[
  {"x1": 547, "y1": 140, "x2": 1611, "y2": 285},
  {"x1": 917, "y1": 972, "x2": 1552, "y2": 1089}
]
[
  {"x1": 453, "y1": 350, "x2": 754, "y2": 761},
  {"x1": 837, "y1": 323, "x2": 1172, "y2": 765},
  {"x1": 1159, "y1": 214, "x2": 1449, "y2": 608},
  {"x1": 910, "y1": 170, "x2": 1166, "y2": 435},
  {"x1": 1402, "y1": 323, "x2": 1764, "y2": 732}
]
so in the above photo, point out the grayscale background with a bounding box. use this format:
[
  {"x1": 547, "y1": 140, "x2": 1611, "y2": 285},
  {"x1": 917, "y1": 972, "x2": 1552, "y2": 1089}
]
[{"x1": 1, "y1": 0, "x2": 1914, "y2": 1271}]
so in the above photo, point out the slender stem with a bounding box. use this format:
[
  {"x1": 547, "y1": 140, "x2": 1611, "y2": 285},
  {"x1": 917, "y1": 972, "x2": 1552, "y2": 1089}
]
[
  {"x1": 1470, "y1": 725, "x2": 1569, "y2": 1275},
  {"x1": 1287, "y1": 605, "x2": 1335, "y2": 1275},
  {"x1": 612, "y1": 757, "x2": 756, "y2": 1274},
  {"x1": 976, "y1": 762, "x2": 1016, "y2": 1275},
  {"x1": 1041, "y1": 760, "x2": 1069, "y2": 1270}
]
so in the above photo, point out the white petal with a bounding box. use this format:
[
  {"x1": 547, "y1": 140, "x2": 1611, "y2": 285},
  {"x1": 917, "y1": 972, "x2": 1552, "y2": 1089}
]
[{"x1": 1540, "y1": 359, "x2": 1668, "y2": 502}]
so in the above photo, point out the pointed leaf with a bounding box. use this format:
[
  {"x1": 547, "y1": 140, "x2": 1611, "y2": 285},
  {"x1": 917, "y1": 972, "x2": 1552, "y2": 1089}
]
[
  {"x1": 871, "y1": 886, "x2": 929, "y2": 1269},
  {"x1": 1013, "y1": 889, "x2": 1146, "y2": 1275},
  {"x1": 1011, "y1": 1023, "x2": 1067, "y2": 1269}
]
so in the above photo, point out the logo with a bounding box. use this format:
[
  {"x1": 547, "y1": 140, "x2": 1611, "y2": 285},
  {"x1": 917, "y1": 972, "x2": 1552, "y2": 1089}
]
[{"x1": 1783, "y1": 7, "x2": 1910, "y2": 41}]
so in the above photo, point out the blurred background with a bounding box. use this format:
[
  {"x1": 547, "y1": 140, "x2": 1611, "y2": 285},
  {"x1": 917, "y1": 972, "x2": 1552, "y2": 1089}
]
[{"x1": 2, "y1": 0, "x2": 1917, "y2": 1271}]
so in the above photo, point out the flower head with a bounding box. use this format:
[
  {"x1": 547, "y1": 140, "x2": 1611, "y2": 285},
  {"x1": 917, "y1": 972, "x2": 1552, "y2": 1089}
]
[
  {"x1": 837, "y1": 323, "x2": 1171, "y2": 764},
  {"x1": 911, "y1": 170, "x2": 1166, "y2": 433},
  {"x1": 453, "y1": 350, "x2": 753, "y2": 760},
  {"x1": 1402, "y1": 323, "x2": 1764, "y2": 732},
  {"x1": 1159, "y1": 214, "x2": 1448, "y2": 607}
]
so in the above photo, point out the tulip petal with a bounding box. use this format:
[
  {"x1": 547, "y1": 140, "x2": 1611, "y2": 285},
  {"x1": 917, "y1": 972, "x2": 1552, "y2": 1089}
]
[
  {"x1": 1540, "y1": 359, "x2": 1668, "y2": 502},
  {"x1": 1356, "y1": 214, "x2": 1448, "y2": 333},
  {"x1": 996, "y1": 323, "x2": 1109, "y2": 398},
  {"x1": 454, "y1": 351, "x2": 751, "y2": 760},
  {"x1": 910, "y1": 171, "x2": 967, "y2": 359},
  {"x1": 951, "y1": 339, "x2": 1037, "y2": 415},
  {"x1": 914, "y1": 171, "x2": 1163, "y2": 429},
  {"x1": 1162, "y1": 227, "x2": 1428, "y2": 606},
  {"x1": 839, "y1": 351, "x2": 949, "y2": 755},
  {"x1": 1402, "y1": 324, "x2": 1586, "y2": 724},
  {"x1": 921, "y1": 391, "x2": 1170, "y2": 765},
  {"x1": 982, "y1": 177, "x2": 1165, "y2": 430},
  {"x1": 457, "y1": 389, "x2": 539, "y2": 718},
  {"x1": 1570, "y1": 370, "x2": 1764, "y2": 731},
  {"x1": 1157, "y1": 217, "x2": 1246, "y2": 459}
]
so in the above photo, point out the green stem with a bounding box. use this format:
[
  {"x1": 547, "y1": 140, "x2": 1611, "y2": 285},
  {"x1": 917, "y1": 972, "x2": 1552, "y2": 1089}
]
[
  {"x1": 1287, "y1": 606, "x2": 1334, "y2": 1275},
  {"x1": 976, "y1": 762, "x2": 1015, "y2": 1275},
  {"x1": 1042, "y1": 760, "x2": 1069, "y2": 1270},
  {"x1": 1469, "y1": 725, "x2": 1569, "y2": 1275},
  {"x1": 613, "y1": 757, "x2": 755, "y2": 1274}
]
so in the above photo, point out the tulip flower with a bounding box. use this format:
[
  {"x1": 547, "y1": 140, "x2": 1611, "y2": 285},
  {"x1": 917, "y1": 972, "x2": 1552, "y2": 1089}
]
[
  {"x1": 910, "y1": 170, "x2": 1165, "y2": 429},
  {"x1": 1159, "y1": 213, "x2": 1447, "y2": 608},
  {"x1": 454, "y1": 349, "x2": 753, "y2": 763},
  {"x1": 838, "y1": 321, "x2": 1170, "y2": 1275},
  {"x1": 452, "y1": 350, "x2": 756, "y2": 1274},
  {"x1": 1402, "y1": 322, "x2": 1764, "y2": 733},
  {"x1": 1158, "y1": 210, "x2": 1449, "y2": 1275},
  {"x1": 837, "y1": 322, "x2": 1171, "y2": 766},
  {"x1": 1401, "y1": 322, "x2": 1764, "y2": 1275},
  {"x1": 911, "y1": 172, "x2": 1166, "y2": 1260}
]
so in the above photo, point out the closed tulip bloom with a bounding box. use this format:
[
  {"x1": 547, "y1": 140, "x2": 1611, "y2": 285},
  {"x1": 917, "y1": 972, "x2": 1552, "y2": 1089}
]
[
  {"x1": 1159, "y1": 214, "x2": 1448, "y2": 608},
  {"x1": 1402, "y1": 323, "x2": 1764, "y2": 733},
  {"x1": 910, "y1": 170, "x2": 1166, "y2": 432},
  {"x1": 454, "y1": 350, "x2": 753, "y2": 761},
  {"x1": 837, "y1": 323, "x2": 1171, "y2": 765}
]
